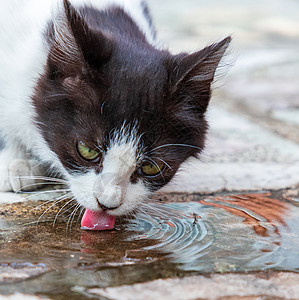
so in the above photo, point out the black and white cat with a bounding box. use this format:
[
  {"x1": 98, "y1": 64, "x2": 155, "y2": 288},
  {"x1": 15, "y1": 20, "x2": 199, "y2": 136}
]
[{"x1": 0, "y1": 0, "x2": 230, "y2": 219}]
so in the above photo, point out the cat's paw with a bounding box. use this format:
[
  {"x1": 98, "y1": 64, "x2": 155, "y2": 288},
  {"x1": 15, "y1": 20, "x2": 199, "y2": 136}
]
[{"x1": 0, "y1": 159, "x2": 47, "y2": 192}]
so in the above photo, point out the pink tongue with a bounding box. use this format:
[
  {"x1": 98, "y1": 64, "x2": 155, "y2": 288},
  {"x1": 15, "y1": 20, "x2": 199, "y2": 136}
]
[{"x1": 81, "y1": 209, "x2": 115, "y2": 230}]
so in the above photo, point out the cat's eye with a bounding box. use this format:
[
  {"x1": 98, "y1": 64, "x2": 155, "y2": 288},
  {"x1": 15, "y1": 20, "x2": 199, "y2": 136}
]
[
  {"x1": 77, "y1": 141, "x2": 100, "y2": 161},
  {"x1": 140, "y1": 162, "x2": 164, "y2": 177}
]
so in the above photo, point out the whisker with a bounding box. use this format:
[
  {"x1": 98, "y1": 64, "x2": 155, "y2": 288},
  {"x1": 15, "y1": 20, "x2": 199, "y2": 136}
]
[
  {"x1": 144, "y1": 157, "x2": 166, "y2": 183},
  {"x1": 139, "y1": 202, "x2": 169, "y2": 219},
  {"x1": 70, "y1": 203, "x2": 82, "y2": 230},
  {"x1": 15, "y1": 182, "x2": 67, "y2": 193},
  {"x1": 21, "y1": 189, "x2": 71, "y2": 201},
  {"x1": 20, "y1": 181, "x2": 65, "y2": 187},
  {"x1": 150, "y1": 156, "x2": 173, "y2": 170},
  {"x1": 66, "y1": 203, "x2": 81, "y2": 233},
  {"x1": 75, "y1": 207, "x2": 85, "y2": 226},
  {"x1": 11, "y1": 175, "x2": 67, "y2": 184},
  {"x1": 149, "y1": 143, "x2": 202, "y2": 153},
  {"x1": 29, "y1": 193, "x2": 72, "y2": 213},
  {"x1": 94, "y1": 143, "x2": 103, "y2": 153},
  {"x1": 124, "y1": 209, "x2": 144, "y2": 230},
  {"x1": 136, "y1": 205, "x2": 155, "y2": 223},
  {"x1": 44, "y1": 93, "x2": 70, "y2": 99},
  {"x1": 66, "y1": 162, "x2": 88, "y2": 173},
  {"x1": 53, "y1": 196, "x2": 76, "y2": 227},
  {"x1": 140, "y1": 199, "x2": 182, "y2": 220},
  {"x1": 33, "y1": 196, "x2": 71, "y2": 216},
  {"x1": 59, "y1": 203, "x2": 78, "y2": 233},
  {"x1": 132, "y1": 212, "x2": 143, "y2": 229},
  {"x1": 36, "y1": 198, "x2": 74, "y2": 226}
]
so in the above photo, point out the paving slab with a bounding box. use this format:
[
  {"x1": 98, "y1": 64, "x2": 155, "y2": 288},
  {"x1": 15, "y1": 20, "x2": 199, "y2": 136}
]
[
  {"x1": 90, "y1": 272, "x2": 299, "y2": 300},
  {"x1": 0, "y1": 263, "x2": 48, "y2": 284},
  {"x1": 163, "y1": 105, "x2": 299, "y2": 193}
]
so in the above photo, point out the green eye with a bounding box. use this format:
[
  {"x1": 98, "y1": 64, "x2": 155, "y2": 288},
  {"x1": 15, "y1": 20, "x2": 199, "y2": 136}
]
[
  {"x1": 77, "y1": 141, "x2": 100, "y2": 161},
  {"x1": 141, "y1": 162, "x2": 164, "y2": 177}
]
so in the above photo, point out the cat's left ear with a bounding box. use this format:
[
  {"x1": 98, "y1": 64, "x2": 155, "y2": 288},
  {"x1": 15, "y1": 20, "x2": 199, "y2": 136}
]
[{"x1": 169, "y1": 36, "x2": 231, "y2": 112}]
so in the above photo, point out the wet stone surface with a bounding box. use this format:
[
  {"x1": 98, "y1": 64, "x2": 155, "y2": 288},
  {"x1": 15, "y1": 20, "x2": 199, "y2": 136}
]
[{"x1": 0, "y1": 189, "x2": 299, "y2": 298}]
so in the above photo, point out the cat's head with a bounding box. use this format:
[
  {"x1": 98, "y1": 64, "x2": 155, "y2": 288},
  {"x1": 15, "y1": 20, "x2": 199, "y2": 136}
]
[{"x1": 33, "y1": 1, "x2": 231, "y2": 216}]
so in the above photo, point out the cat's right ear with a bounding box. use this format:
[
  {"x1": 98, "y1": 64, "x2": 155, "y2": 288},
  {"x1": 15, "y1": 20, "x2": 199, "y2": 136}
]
[
  {"x1": 63, "y1": 0, "x2": 113, "y2": 68},
  {"x1": 48, "y1": 0, "x2": 113, "y2": 75},
  {"x1": 168, "y1": 37, "x2": 231, "y2": 113}
]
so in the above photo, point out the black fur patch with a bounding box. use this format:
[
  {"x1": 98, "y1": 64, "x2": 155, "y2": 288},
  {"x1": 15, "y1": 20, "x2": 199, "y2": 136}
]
[{"x1": 33, "y1": 0, "x2": 230, "y2": 188}]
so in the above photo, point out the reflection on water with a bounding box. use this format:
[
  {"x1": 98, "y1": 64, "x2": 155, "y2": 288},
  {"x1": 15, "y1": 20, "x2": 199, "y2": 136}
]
[
  {"x1": 200, "y1": 193, "x2": 287, "y2": 237},
  {"x1": 126, "y1": 192, "x2": 299, "y2": 273},
  {"x1": 0, "y1": 191, "x2": 298, "y2": 297}
]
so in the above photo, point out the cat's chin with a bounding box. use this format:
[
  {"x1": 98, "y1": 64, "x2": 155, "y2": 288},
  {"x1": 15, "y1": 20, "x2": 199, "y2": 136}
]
[
  {"x1": 77, "y1": 193, "x2": 147, "y2": 217},
  {"x1": 71, "y1": 192, "x2": 142, "y2": 217},
  {"x1": 104, "y1": 201, "x2": 138, "y2": 216}
]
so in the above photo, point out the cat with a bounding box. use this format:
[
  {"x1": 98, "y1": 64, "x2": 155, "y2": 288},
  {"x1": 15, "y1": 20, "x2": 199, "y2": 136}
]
[{"x1": 0, "y1": 0, "x2": 230, "y2": 218}]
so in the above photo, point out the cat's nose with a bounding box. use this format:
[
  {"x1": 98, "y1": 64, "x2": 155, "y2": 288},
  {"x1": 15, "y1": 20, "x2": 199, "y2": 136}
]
[
  {"x1": 94, "y1": 183, "x2": 122, "y2": 210},
  {"x1": 97, "y1": 200, "x2": 120, "y2": 211}
]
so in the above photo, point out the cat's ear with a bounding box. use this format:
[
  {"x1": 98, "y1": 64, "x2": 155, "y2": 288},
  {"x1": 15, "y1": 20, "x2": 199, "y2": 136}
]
[
  {"x1": 49, "y1": 0, "x2": 113, "y2": 73},
  {"x1": 169, "y1": 37, "x2": 231, "y2": 112},
  {"x1": 63, "y1": 0, "x2": 113, "y2": 67}
]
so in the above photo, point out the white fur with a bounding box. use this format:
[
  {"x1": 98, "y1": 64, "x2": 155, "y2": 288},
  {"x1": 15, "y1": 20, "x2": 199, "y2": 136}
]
[
  {"x1": 68, "y1": 126, "x2": 150, "y2": 215},
  {"x1": 0, "y1": 0, "x2": 153, "y2": 214}
]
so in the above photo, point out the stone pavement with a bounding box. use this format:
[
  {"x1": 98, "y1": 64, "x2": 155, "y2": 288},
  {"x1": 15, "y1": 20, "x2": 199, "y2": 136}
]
[
  {"x1": 154, "y1": 0, "x2": 299, "y2": 195},
  {"x1": 1, "y1": 0, "x2": 299, "y2": 299},
  {"x1": 90, "y1": 272, "x2": 299, "y2": 300}
]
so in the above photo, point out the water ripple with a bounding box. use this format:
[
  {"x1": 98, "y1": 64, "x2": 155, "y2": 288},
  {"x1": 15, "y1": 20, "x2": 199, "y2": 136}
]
[{"x1": 126, "y1": 193, "x2": 299, "y2": 273}]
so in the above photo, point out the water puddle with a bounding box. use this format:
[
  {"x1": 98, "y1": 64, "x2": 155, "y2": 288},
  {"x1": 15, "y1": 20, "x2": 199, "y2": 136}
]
[
  {"x1": 127, "y1": 192, "x2": 299, "y2": 273},
  {"x1": 0, "y1": 190, "x2": 298, "y2": 298}
]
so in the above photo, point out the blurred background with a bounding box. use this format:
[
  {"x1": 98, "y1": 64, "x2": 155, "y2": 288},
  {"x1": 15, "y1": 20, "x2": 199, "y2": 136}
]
[{"x1": 150, "y1": 0, "x2": 299, "y2": 194}]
